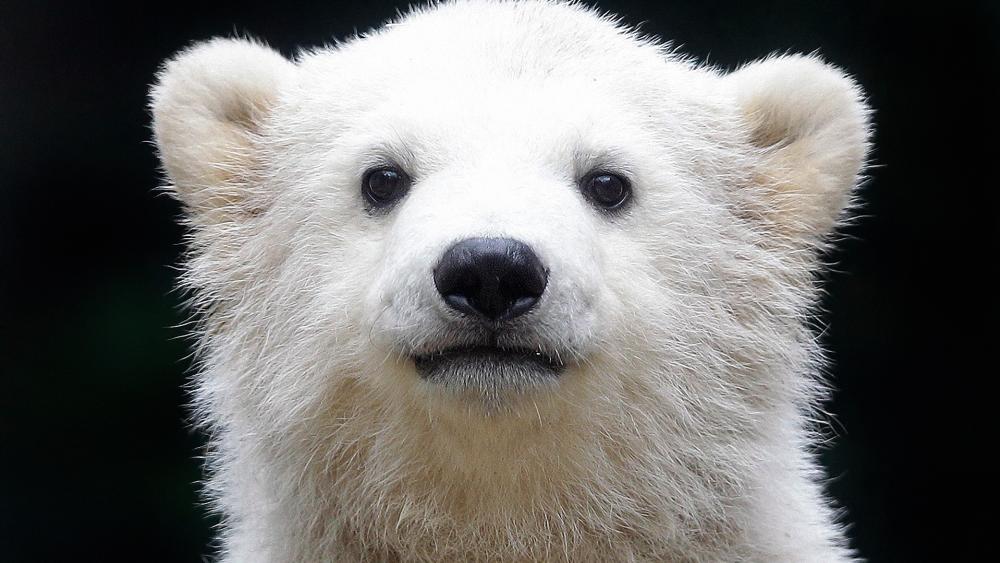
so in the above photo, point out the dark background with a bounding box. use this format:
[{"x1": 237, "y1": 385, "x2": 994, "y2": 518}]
[{"x1": 1, "y1": 1, "x2": 994, "y2": 561}]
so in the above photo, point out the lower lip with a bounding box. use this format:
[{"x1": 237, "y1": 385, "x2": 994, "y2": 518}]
[{"x1": 412, "y1": 346, "x2": 565, "y2": 386}]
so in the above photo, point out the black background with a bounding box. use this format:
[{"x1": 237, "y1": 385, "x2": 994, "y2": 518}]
[{"x1": 1, "y1": 1, "x2": 994, "y2": 561}]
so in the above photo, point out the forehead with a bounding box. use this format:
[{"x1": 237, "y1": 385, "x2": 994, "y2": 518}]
[
  {"x1": 295, "y1": 56, "x2": 660, "y2": 169},
  {"x1": 382, "y1": 79, "x2": 635, "y2": 146},
  {"x1": 295, "y1": 3, "x2": 672, "y2": 115},
  {"x1": 285, "y1": 4, "x2": 722, "y2": 173}
]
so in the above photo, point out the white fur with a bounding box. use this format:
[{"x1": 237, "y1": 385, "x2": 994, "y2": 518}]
[{"x1": 151, "y1": 1, "x2": 870, "y2": 561}]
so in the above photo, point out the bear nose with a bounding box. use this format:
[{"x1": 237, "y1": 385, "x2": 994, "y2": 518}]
[{"x1": 433, "y1": 237, "x2": 548, "y2": 322}]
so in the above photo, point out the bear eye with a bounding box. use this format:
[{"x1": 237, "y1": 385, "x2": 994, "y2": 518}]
[
  {"x1": 362, "y1": 166, "x2": 411, "y2": 208},
  {"x1": 580, "y1": 171, "x2": 631, "y2": 210}
]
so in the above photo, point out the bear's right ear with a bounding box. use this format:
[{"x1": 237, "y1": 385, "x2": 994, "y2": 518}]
[{"x1": 150, "y1": 38, "x2": 294, "y2": 224}]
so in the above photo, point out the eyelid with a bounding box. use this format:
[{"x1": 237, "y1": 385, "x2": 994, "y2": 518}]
[
  {"x1": 581, "y1": 168, "x2": 630, "y2": 181},
  {"x1": 573, "y1": 148, "x2": 634, "y2": 182},
  {"x1": 357, "y1": 140, "x2": 419, "y2": 181},
  {"x1": 360, "y1": 156, "x2": 408, "y2": 179}
]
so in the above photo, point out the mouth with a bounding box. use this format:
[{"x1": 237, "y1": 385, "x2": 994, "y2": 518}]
[{"x1": 412, "y1": 345, "x2": 566, "y2": 392}]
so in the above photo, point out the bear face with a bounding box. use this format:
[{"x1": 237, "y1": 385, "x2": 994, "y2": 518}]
[{"x1": 152, "y1": 1, "x2": 869, "y2": 560}]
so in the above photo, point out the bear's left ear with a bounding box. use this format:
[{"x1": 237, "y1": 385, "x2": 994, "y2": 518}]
[
  {"x1": 726, "y1": 54, "x2": 871, "y2": 242},
  {"x1": 150, "y1": 38, "x2": 296, "y2": 225}
]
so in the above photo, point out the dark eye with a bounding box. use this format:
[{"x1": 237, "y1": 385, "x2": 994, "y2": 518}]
[
  {"x1": 362, "y1": 166, "x2": 411, "y2": 208},
  {"x1": 580, "y1": 172, "x2": 631, "y2": 210}
]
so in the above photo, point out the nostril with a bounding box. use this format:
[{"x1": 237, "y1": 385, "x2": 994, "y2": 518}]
[
  {"x1": 441, "y1": 294, "x2": 479, "y2": 318},
  {"x1": 434, "y1": 237, "x2": 548, "y2": 321},
  {"x1": 506, "y1": 295, "x2": 541, "y2": 319}
]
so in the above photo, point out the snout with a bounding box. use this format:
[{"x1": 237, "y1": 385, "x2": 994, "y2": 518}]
[
  {"x1": 410, "y1": 237, "x2": 564, "y2": 394},
  {"x1": 433, "y1": 237, "x2": 548, "y2": 322},
  {"x1": 373, "y1": 229, "x2": 598, "y2": 396}
]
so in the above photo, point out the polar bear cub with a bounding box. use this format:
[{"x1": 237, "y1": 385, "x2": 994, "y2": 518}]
[{"x1": 151, "y1": 0, "x2": 869, "y2": 561}]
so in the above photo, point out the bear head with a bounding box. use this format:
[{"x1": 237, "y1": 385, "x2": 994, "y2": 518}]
[{"x1": 151, "y1": 1, "x2": 868, "y2": 559}]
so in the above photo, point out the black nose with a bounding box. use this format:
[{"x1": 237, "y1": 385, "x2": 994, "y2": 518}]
[{"x1": 434, "y1": 237, "x2": 548, "y2": 322}]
